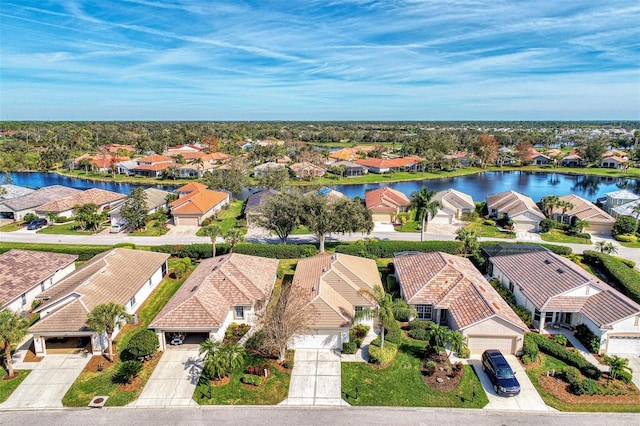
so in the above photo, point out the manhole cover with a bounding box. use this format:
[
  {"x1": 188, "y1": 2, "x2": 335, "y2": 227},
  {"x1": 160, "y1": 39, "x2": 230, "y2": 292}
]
[{"x1": 88, "y1": 395, "x2": 109, "y2": 408}]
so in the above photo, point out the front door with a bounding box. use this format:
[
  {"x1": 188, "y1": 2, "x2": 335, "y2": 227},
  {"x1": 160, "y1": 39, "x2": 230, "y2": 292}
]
[{"x1": 560, "y1": 312, "x2": 572, "y2": 326}]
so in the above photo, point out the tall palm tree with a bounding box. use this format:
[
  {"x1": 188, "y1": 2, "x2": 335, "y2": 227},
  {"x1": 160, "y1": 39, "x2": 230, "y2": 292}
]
[
  {"x1": 224, "y1": 228, "x2": 244, "y2": 253},
  {"x1": 352, "y1": 285, "x2": 395, "y2": 348},
  {"x1": 540, "y1": 195, "x2": 559, "y2": 217},
  {"x1": 455, "y1": 228, "x2": 480, "y2": 258},
  {"x1": 0, "y1": 310, "x2": 29, "y2": 378},
  {"x1": 86, "y1": 302, "x2": 131, "y2": 362},
  {"x1": 201, "y1": 224, "x2": 223, "y2": 257},
  {"x1": 409, "y1": 188, "x2": 442, "y2": 242},
  {"x1": 199, "y1": 340, "x2": 246, "y2": 380}
]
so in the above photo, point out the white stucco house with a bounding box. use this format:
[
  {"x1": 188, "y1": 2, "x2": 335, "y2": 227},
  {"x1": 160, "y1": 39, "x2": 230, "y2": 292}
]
[
  {"x1": 486, "y1": 190, "x2": 546, "y2": 232},
  {"x1": 431, "y1": 188, "x2": 475, "y2": 224}
]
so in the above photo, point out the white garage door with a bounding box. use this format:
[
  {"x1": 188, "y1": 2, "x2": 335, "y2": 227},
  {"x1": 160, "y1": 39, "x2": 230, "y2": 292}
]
[
  {"x1": 514, "y1": 221, "x2": 537, "y2": 232},
  {"x1": 608, "y1": 336, "x2": 640, "y2": 354},
  {"x1": 467, "y1": 336, "x2": 515, "y2": 355},
  {"x1": 372, "y1": 213, "x2": 391, "y2": 222},
  {"x1": 292, "y1": 333, "x2": 341, "y2": 349},
  {"x1": 176, "y1": 216, "x2": 199, "y2": 226}
]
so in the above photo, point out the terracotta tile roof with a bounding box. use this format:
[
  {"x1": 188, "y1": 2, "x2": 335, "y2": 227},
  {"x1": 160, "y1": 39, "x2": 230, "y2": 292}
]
[
  {"x1": 490, "y1": 251, "x2": 640, "y2": 328},
  {"x1": 365, "y1": 187, "x2": 410, "y2": 212},
  {"x1": 150, "y1": 254, "x2": 278, "y2": 328},
  {"x1": 291, "y1": 253, "x2": 381, "y2": 328},
  {"x1": 394, "y1": 252, "x2": 528, "y2": 331},
  {"x1": 486, "y1": 190, "x2": 545, "y2": 219},
  {"x1": 132, "y1": 163, "x2": 173, "y2": 172},
  {"x1": 105, "y1": 144, "x2": 136, "y2": 153},
  {"x1": 167, "y1": 151, "x2": 206, "y2": 160},
  {"x1": 176, "y1": 182, "x2": 208, "y2": 194},
  {"x1": 90, "y1": 154, "x2": 130, "y2": 168},
  {"x1": 171, "y1": 189, "x2": 229, "y2": 214},
  {"x1": 355, "y1": 158, "x2": 405, "y2": 169},
  {"x1": 136, "y1": 154, "x2": 173, "y2": 164},
  {"x1": 201, "y1": 152, "x2": 231, "y2": 162},
  {"x1": 329, "y1": 148, "x2": 358, "y2": 161},
  {"x1": 550, "y1": 194, "x2": 615, "y2": 225},
  {"x1": 35, "y1": 188, "x2": 125, "y2": 213},
  {"x1": 0, "y1": 250, "x2": 77, "y2": 307},
  {"x1": 31, "y1": 249, "x2": 169, "y2": 332},
  {"x1": 0, "y1": 186, "x2": 82, "y2": 212}
]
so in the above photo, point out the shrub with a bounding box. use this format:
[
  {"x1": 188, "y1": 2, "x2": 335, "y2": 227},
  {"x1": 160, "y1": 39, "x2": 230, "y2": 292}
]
[
  {"x1": 126, "y1": 329, "x2": 159, "y2": 360},
  {"x1": 563, "y1": 366, "x2": 581, "y2": 385},
  {"x1": 384, "y1": 321, "x2": 404, "y2": 344},
  {"x1": 526, "y1": 333, "x2": 601, "y2": 379},
  {"x1": 616, "y1": 257, "x2": 636, "y2": 268},
  {"x1": 424, "y1": 360, "x2": 437, "y2": 376},
  {"x1": 173, "y1": 262, "x2": 187, "y2": 278},
  {"x1": 570, "y1": 378, "x2": 601, "y2": 396},
  {"x1": 342, "y1": 342, "x2": 357, "y2": 354},
  {"x1": 368, "y1": 339, "x2": 398, "y2": 366},
  {"x1": 572, "y1": 232, "x2": 591, "y2": 240},
  {"x1": 552, "y1": 334, "x2": 568, "y2": 346},
  {"x1": 617, "y1": 370, "x2": 633, "y2": 384},
  {"x1": 513, "y1": 305, "x2": 532, "y2": 327},
  {"x1": 483, "y1": 219, "x2": 496, "y2": 226},
  {"x1": 112, "y1": 360, "x2": 143, "y2": 384},
  {"x1": 409, "y1": 329, "x2": 430, "y2": 341},
  {"x1": 539, "y1": 218, "x2": 558, "y2": 233},
  {"x1": 458, "y1": 347, "x2": 471, "y2": 359},
  {"x1": 614, "y1": 234, "x2": 638, "y2": 243},
  {"x1": 574, "y1": 324, "x2": 601, "y2": 354},
  {"x1": 612, "y1": 216, "x2": 637, "y2": 236},
  {"x1": 334, "y1": 240, "x2": 461, "y2": 258},
  {"x1": 114, "y1": 242, "x2": 136, "y2": 249},
  {"x1": 240, "y1": 374, "x2": 261, "y2": 386},
  {"x1": 23, "y1": 213, "x2": 38, "y2": 223},
  {"x1": 582, "y1": 251, "x2": 640, "y2": 304},
  {"x1": 522, "y1": 336, "x2": 539, "y2": 365},
  {"x1": 409, "y1": 320, "x2": 435, "y2": 330},
  {"x1": 282, "y1": 359, "x2": 294, "y2": 369},
  {"x1": 245, "y1": 330, "x2": 266, "y2": 352}
]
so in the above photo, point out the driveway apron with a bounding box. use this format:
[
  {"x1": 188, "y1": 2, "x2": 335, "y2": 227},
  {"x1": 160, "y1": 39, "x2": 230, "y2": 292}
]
[
  {"x1": 280, "y1": 349, "x2": 347, "y2": 406},
  {"x1": 1, "y1": 354, "x2": 90, "y2": 409},
  {"x1": 130, "y1": 347, "x2": 203, "y2": 407}
]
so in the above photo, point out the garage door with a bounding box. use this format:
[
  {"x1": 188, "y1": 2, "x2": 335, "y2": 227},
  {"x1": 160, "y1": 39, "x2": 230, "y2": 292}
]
[
  {"x1": 467, "y1": 336, "x2": 515, "y2": 354},
  {"x1": 514, "y1": 222, "x2": 537, "y2": 232},
  {"x1": 176, "y1": 216, "x2": 199, "y2": 226},
  {"x1": 372, "y1": 213, "x2": 391, "y2": 222},
  {"x1": 607, "y1": 336, "x2": 640, "y2": 354},
  {"x1": 292, "y1": 333, "x2": 341, "y2": 349}
]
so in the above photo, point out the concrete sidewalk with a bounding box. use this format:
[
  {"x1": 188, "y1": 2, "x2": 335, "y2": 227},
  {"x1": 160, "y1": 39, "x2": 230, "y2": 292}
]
[
  {"x1": 280, "y1": 349, "x2": 347, "y2": 406},
  {"x1": 543, "y1": 327, "x2": 609, "y2": 372}
]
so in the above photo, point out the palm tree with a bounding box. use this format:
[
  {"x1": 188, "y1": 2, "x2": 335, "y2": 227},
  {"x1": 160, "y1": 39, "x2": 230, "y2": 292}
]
[
  {"x1": 224, "y1": 228, "x2": 244, "y2": 253},
  {"x1": 573, "y1": 219, "x2": 590, "y2": 234},
  {"x1": 409, "y1": 188, "x2": 442, "y2": 242},
  {"x1": 455, "y1": 228, "x2": 480, "y2": 258},
  {"x1": 540, "y1": 195, "x2": 559, "y2": 217},
  {"x1": 428, "y1": 324, "x2": 451, "y2": 348},
  {"x1": 199, "y1": 340, "x2": 246, "y2": 380},
  {"x1": 595, "y1": 241, "x2": 618, "y2": 255},
  {"x1": 558, "y1": 201, "x2": 574, "y2": 224},
  {"x1": 86, "y1": 302, "x2": 131, "y2": 362},
  {"x1": 201, "y1": 224, "x2": 222, "y2": 257},
  {"x1": 352, "y1": 285, "x2": 395, "y2": 348},
  {"x1": 447, "y1": 330, "x2": 467, "y2": 358},
  {"x1": 45, "y1": 211, "x2": 57, "y2": 225},
  {"x1": 0, "y1": 310, "x2": 29, "y2": 378},
  {"x1": 602, "y1": 355, "x2": 632, "y2": 381}
]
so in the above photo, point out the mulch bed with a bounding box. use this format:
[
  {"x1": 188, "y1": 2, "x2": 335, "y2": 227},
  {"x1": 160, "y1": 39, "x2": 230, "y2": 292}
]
[
  {"x1": 422, "y1": 352, "x2": 463, "y2": 392},
  {"x1": 23, "y1": 342, "x2": 43, "y2": 363},
  {"x1": 210, "y1": 375, "x2": 232, "y2": 387},
  {"x1": 267, "y1": 359, "x2": 292, "y2": 374},
  {"x1": 539, "y1": 375, "x2": 640, "y2": 405},
  {"x1": 118, "y1": 376, "x2": 142, "y2": 392},
  {"x1": 83, "y1": 354, "x2": 118, "y2": 373}
]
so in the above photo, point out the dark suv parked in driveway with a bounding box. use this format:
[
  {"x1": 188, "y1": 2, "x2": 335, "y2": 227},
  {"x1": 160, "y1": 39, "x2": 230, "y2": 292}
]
[
  {"x1": 481, "y1": 349, "x2": 521, "y2": 396},
  {"x1": 27, "y1": 218, "x2": 47, "y2": 230}
]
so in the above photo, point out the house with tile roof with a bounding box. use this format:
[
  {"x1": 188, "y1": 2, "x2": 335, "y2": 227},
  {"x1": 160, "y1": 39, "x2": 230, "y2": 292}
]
[
  {"x1": 108, "y1": 187, "x2": 171, "y2": 229},
  {"x1": 355, "y1": 158, "x2": 404, "y2": 173},
  {"x1": 329, "y1": 148, "x2": 360, "y2": 162},
  {"x1": 132, "y1": 154, "x2": 175, "y2": 177},
  {"x1": 150, "y1": 253, "x2": 278, "y2": 350},
  {"x1": 603, "y1": 189, "x2": 640, "y2": 214},
  {"x1": 598, "y1": 155, "x2": 629, "y2": 169},
  {"x1": 486, "y1": 190, "x2": 546, "y2": 232},
  {"x1": 35, "y1": 188, "x2": 126, "y2": 218},
  {"x1": 561, "y1": 152, "x2": 587, "y2": 167},
  {"x1": 364, "y1": 187, "x2": 411, "y2": 222},
  {"x1": 0, "y1": 185, "x2": 82, "y2": 220},
  {"x1": 327, "y1": 161, "x2": 367, "y2": 177},
  {"x1": 431, "y1": 189, "x2": 475, "y2": 224},
  {"x1": 0, "y1": 184, "x2": 34, "y2": 201},
  {"x1": 288, "y1": 253, "x2": 381, "y2": 349},
  {"x1": 394, "y1": 252, "x2": 528, "y2": 354},
  {"x1": 253, "y1": 161, "x2": 287, "y2": 177},
  {"x1": 489, "y1": 250, "x2": 640, "y2": 355},
  {"x1": 30, "y1": 248, "x2": 169, "y2": 356},
  {"x1": 289, "y1": 161, "x2": 326, "y2": 179},
  {"x1": 549, "y1": 194, "x2": 615, "y2": 235},
  {"x1": 170, "y1": 183, "x2": 230, "y2": 226},
  {"x1": 0, "y1": 250, "x2": 77, "y2": 314}
]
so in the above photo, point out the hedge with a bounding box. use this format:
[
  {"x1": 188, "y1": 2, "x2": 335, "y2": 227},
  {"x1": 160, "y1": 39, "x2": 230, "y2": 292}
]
[
  {"x1": 574, "y1": 324, "x2": 600, "y2": 354},
  {"x1": 478, "y1": 241, "x2": 573, "y2": 256},
  {"x1": 0, "y1": 244, "x2": 112, "y2": 261},
  {"x1": 368, "y1": 338, "x2": 398, "y2": 366},
  {"x1": 334, "y1": 240, "x2": 461, "y2": 259},
  {"x1": 342, "y1": 342, "x2": 357, "y2": 354},
  {"x1": 525, "y1": 333, "x2": 601, "y2": 379},
  {"x1": 150, "y1": 243, "x2": 317, "y2": 259},
  {"x1": 581, "y1": 250, "x2": 640, "y2": 304}
]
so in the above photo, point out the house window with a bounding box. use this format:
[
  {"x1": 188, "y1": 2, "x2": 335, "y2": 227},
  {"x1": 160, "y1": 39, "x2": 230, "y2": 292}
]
[
  {"x1": 636, "y1": 315, "x2": 640, "y2": 327},
  {"x1": 355, "y1": 306, "x2": 363, "y2": 314},
  {"x1": 148, "y1": 278, "x2": 153, "y2": 288},
  {"x1": 508, "y1": 281, "x2": 514, "y2": 293},
  {"x1": 416, "y1": 304, "x2": 433, "y2": 320},
  {"x1": 235, "y1": 306, "x2": 245, "y2": 319},
  {"x1": 41, "y1": 282, "x2": 46, "y2": 292},
  {"x1": 161, "y1": 262, "x2": 167, "y2": 277},
  {"x1": 534, "y1": 308, "x2": 541, "y2": 322},
  {"x1": 129, "y1": 296, "x2": 136, "y2": 308},
  {"x1": 545, "y1": 312, "x2": 554, "y2": 324},
  {"x1": 21, "y1": 294, "x2": 27, "y2": 306}
]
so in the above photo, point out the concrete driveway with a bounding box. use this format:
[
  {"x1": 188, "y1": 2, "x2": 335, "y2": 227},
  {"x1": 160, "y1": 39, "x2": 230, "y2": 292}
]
[
  {"x1": 1, "y1": 353, "x2": 90, "y2": 409},
  {"x1": 280, "y1": 349, "x2": 347, "y2": 406},
  {"x1": 469, "y1": 354, "x2": 552, "y2": 411},
  {"x1": 130, "y1": 347, "x2": 203, "y2": 407},
  {"x1": 619, "y1": 355, "x2": 640, "y2": 390}
]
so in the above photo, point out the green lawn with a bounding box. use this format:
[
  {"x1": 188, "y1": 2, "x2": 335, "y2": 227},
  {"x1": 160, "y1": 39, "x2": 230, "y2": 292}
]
[
  {"x1": 128, "y1": 219, "x2": 168, "y2": 236},
  {"x1": 290, "y1": 225, "x2": 311, "y2": 235},
  {"x1": 196, "y1": 200, "x2": 245, "y2": 235},
  {"x1": 193, "y1": 353, "x2": 290, "y2": 405},
  {"x1": 619, "y1": 241, "x2": 640, "y2": 249},
  {"x1": 37, "y1": 222, "x2": 107, "y2": 235},
  {"x1": 540, "y1": 229, "x2": 591, "y2": 244},
  {"x1": 341, "y1": 339, "x2": 488, "y2": 408},
  {"x1": 62, "y1": 260, "x2": 192, "y2": 407},
  {"x1": 395, "y1": 221, "x2": 421, "y2": 233},
  {"x1": 465, "y1": 219, "x2": 515, "y2": 239},
  {"x1": 526, "y1": 353, "x2": 640, "y2": 412},
  {"x1": 0, "y1": 368, "x2": 30, "y2": 403},
  {"x1": 0, "y1": 222, "x2": 25, "y2": 232}
]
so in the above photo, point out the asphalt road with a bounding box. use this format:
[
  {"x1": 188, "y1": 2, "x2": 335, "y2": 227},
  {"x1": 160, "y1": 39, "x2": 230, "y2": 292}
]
[{"x1": 1, "y1": 407, "x2": 639, "y2": 426}]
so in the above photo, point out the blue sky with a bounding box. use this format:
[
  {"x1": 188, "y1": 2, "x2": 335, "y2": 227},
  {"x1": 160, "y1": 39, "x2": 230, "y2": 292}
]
[{"x1": 1, "y1": 1, "x2": 639, "y2": 121}]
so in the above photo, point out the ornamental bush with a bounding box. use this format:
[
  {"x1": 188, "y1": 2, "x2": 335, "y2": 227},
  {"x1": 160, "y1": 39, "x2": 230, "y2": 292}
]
[
  {"x1": 574, "y1": 324, "x2": 601, "y2": 354},
  {"x1": 342, "y1": 342, "x2": 357, "y2": 354},
  {"x1": 552, "y1": 334, "x2": 568, "y2": 346},
  {"x1": 570, "y1": 378, "x2": 601, "y2": 396},
  {"x1": 368, "y1": 339, "x2": 398, "y2": 366},
  {"x1": 409, "y1": 329, "x2": 430, "y2": 341},
  {"x1": 563, "y1": 366, "x2": 581, "y2": 386},
  {"x1": 521, "y1": 336, "x2": 539, "y2": 365},
  {"x1": 525, "y1": 333, "x2": 601, "y2": 379},
  {"x1": 126, "y1": 329, "x2": 159, "y2": 360},
  {"x1": 539, "y1": 218, "x2": 558, "y2": 233},
  {"x1": 240, "y1": 374, "x2": 261, "y2": 386},
  {"x1": 614, "y1": 234, "x2": 638, "y2": 243},
  {"x1": 612, "y1": 216, "x2": 637, "y2": 236},
  {"x1": 112, "y1": 360, "x2": 143, "y2": 384},
  {"x1": 334, "y1": 240, "x2": 461, "y2": 258},
  {"x1": 384, "y1": 321, "x2": 404, "y2": 344}
]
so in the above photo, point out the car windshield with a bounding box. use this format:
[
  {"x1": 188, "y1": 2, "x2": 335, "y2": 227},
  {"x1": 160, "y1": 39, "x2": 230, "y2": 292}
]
[{"x1": 496, "y1": 368, "x2": 514, "y2": 379}]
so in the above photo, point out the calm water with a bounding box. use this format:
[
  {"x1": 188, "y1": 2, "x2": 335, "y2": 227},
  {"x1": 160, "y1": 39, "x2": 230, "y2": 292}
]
[{"x1": 8, "y1": 171, "x2": 640, "y2": 203}]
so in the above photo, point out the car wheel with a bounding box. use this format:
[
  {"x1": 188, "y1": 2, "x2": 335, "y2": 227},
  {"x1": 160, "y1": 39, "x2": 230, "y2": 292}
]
[{"x1": 493, "y1": 384, "x2": 498, "y2": 394}]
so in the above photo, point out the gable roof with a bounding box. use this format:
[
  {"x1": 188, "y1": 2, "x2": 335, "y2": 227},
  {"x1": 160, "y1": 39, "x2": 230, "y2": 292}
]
[
  {"x1": 486, "y1": 190, "x2": 545, "y2": 220},
  {"x1": 291, "y1": 253, "x2": 381, "y2": 328},
  {"x1": 136, "y1": 154, "x2": 173, "y2": 164},
  {"x1": 365, "y1": 187, "x2": 410, "y2": 212},
  {"x1": 35, "y1": 188, "x2": 125, "y2": 213},
  {"x1": 490, "y1": 251, "x2": 640, "y2": 328},
  {"x1": 612, "y1": 199, "x2": 640, "y2": 217},
  {"x1": 170, "y1": 189, "x2": 229, "y2": 215},
  {"x1": 355, "y1": 158, "x2": 404, "y2": 169},
  {"x1": 31, "y1": 249, "x2": 169, "y2": 332},
  {"x1": 550, "y1": 194, "x2": 615, "y2": 224},
  {"x1": 606, "y1": 189, "x2": 639, "y2": 201},
  {"x1": 0, "y1": 185, "x2": 35, "y2": 200},
  {"x1": 433, "y1": 189, "x2": 475, "y2": 212},
  {"x1": 150, "y1": 254, "x2": 278, "y2": 328},
  {"x1": 245, "y1": 189, "x2": 279, "y2": 212},
  {"x1": 394, "y1": 252, "x2": 528, "y2": 331},
  {"x1": 0, "y1": 250, "x2": 77, "y2": 307},
  {"x1": 0, "y1": 186, "x2": 82, "y2": 212}
]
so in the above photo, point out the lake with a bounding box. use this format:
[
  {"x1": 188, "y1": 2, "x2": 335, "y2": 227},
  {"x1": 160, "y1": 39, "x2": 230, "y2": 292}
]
[{"x1": 8, "y1": 171, "x2": 639, "y2": 203}]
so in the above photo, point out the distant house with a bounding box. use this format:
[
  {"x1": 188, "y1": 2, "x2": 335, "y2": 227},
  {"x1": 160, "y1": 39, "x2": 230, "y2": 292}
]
[
  {"x1": 177, "y1": 161, "x2": 216, "y2": 178},
  {"x1": 170, "y1": 183, "x2": 230, "y2": 226},
  {"x1": 105, "y1": 144, "x2": 136, "y2": 154},
  {"x1": 0, "y1": 184, "x2": 34, "y2": 201},
  {"x1": 355, "y1": 158, "x2": 404, "y2": 174},
  {"x1": 90, "y1": 154, "x2": 130, "y2": 173},
  {"x1": 598, "y1": 156, "x2": 628, "y2": 169},
  {"x1": 530, "y1": 153, "x2": 551, "y2": 165},
  {"x1": 35, "y1": 188, "x2": 126, "y2": 218},
  {"x1": 253, "y1": 161, "x2": 287, "y2": 177},
  {"x1": 0, "y1": 185, "x2": 82, "y2": 220},
  {"x1": 486, "y1": 190, "x2": 546, "y2": 232},
  {"x1": 31, "y1": 249, "x2": 169, "y2": 357},
  {"x1": 431, "y1": 189, "x2": 475, "y2": 224},
  {"x1": 364, "y1": 187, "x2": 411, "y2": 222},
  {"x1": 0, "y1": 250, "x2": 77, "y2": 314},
  {"x1": 304, "y1": 187, "x2": 346, "y2": 203},
  {"x1": 166, "y1": 151, "x2": 206, "y2": 162},
  {"x1": 612, "y1": 199, "x2": 640, "y2": 220},
  {"x1": 603, "y1": 189, "x2": 640, "y2": 214},
  {"x1": 108, "y1": 188, "x2": 170, "y2": 228},
  {"x1": 132, "y1": 154, "x2": 174, "y2": 177},
  {"x1": 328, "y1": 161, "x2": 367, "y2": 177},
  {"x1": 329, "y1": 148, "x2": 360, "y2": 162},
  {"x1": 394, "y1": 252, "x2": 528, "y2": 354},
  {"x1": 549, "y1": 194, "x2": 615, "y2": 235},
  {"x1": 116, "y1": 160, "x2": 139, "y2": 176},
  {"x1": 150, "y1": 253, "x2": 278, "y2": 350},
  {"x1": 289, "y1": 162, "x2": 326, "y2": 179},
  {"x1": 288, "y1": 253, "x2": 380, "y2": 350},
  {"x1": 489, "y1": 250, "x2": 640, "y2": 355},
  {"x1": 201, "y1": 152, "x2": 232, "y2": 164},
  {"x1": 561, "y1": 153, "x2": 587, "y2": 167}
]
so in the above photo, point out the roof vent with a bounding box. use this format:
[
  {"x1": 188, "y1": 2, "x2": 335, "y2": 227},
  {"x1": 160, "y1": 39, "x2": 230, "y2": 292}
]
[
  {"x1": 322, "y1": 267, "x2": 327, "y2": 273},
  {"x1": 544, "y1": 259, "x2": 552, "y2": 265},
  {"x1": 312, "y1": 286, "x2": 317, "y2": 292},
  {"x1": 492, "y1": 302, "x2": 500, "y2": 310},
  {"x1": 191, "y1": 285, "x2": 198, "y2": 292},
  {"x1": 478, "y1": 285, "x2": 485, "y2": 291},
  {"x1": 331, "y1": 254, "x2": 336, "y2": 260},
  {"x1": 448, "y1": 259, "x2": 453, "y2": 264},
  {"x1": 211, "y1": 266, "x2": 218, "y2": 272},
  {"x1": 557, "y1": 268, "x2": 564, "y2": 274}
]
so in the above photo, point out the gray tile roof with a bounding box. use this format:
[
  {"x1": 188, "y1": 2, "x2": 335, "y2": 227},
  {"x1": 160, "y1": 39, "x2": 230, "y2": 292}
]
[
  {"x1": 0, "y1": 185, "x2": 35, "y2": 200},
  {"x1": 0, "y1": 185, "x2": 82, "y2": 212}
]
